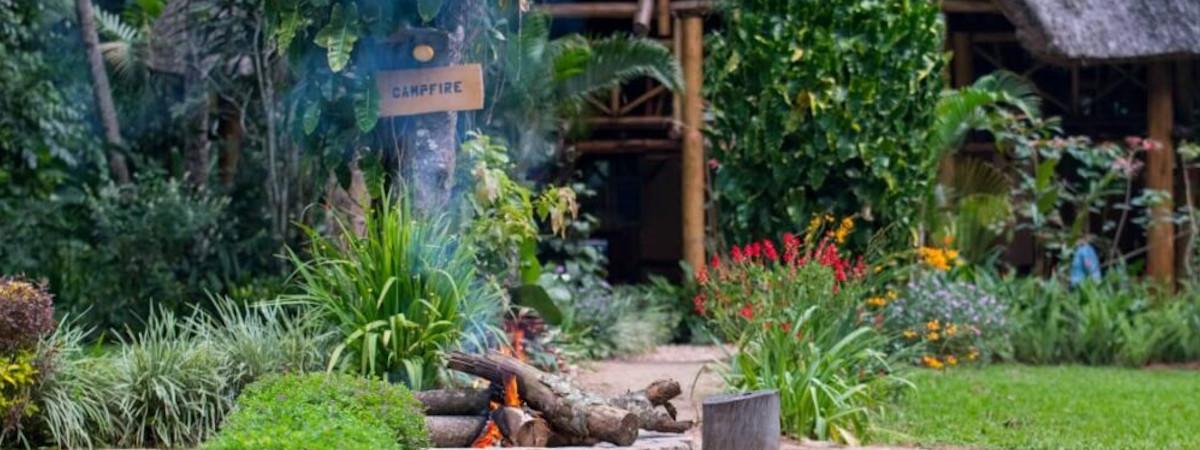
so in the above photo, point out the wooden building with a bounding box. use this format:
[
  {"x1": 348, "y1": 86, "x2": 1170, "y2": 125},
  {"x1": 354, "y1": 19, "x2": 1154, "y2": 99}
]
[{"x1": 547, "y1": 0, "x2": 1199, "y2": 282}]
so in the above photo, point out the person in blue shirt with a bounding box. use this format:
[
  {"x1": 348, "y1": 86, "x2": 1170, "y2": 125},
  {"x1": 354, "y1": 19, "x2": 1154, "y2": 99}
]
[{"x1": 1069, "y1": 236, "x2": 1102, "y2": 287}]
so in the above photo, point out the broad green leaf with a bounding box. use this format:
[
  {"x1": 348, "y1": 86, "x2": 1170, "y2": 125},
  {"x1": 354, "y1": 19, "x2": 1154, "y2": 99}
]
[
  {"x1": 511, "y1": 284, "x2": 563, "y2": 325},
  {"x1": 418, "y1": 0, "x2": 444, "y2": 23},
  {"x1": 274, "y1": 11, "x2": 303, "y2": 55},
  {"x1": 313, "y1": 3, "x2": 361, "y2": 72},
  {"x1": 303, "y1": 100, "x2": 321, "y2": 135},
  {"x1": 354, "y1": 77, "x2": 380, "y2": 132}
]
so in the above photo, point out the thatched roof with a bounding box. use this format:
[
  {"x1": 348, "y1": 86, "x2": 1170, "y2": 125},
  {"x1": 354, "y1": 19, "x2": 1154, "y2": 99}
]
[
  {"x1": 993, "y1": 0, "x2": 1200, "y2": 64},
  {"x1": 147, "y1": 0, "x2": 189, "y2": 75}
]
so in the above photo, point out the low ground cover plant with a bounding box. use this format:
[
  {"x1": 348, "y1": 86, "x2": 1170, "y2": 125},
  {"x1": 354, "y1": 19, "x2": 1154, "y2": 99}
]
[
  {"x1": 201, "y1": 373, "x2": 429, "y2": 450},
  {"x1": 885, "y1": 270, "x2": 1010, "y2": 367}
]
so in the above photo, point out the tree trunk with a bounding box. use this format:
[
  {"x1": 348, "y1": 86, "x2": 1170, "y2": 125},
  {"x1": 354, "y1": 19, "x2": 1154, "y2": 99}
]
[
  {"x1": 401, "y1": 0, "x2": 480, "y2": 214},
  {"x1": 217, "y1": 99, "x2": 244, "y2": 189},
  {"x1": 446, "y1": 351, "x2": 640, "y2": 446},
  {"x1": 425, "y1": 415, "x2": 487, "y2": 448},
  {"x1": 76, "y1": 0, "x2": 130, "y2": 184},
  {"x1": 701, "y1": 391, "x2": 780, "y2": 450},
  {"x1": 414, "y1": 388, "x2": 493, "y2": 415}
]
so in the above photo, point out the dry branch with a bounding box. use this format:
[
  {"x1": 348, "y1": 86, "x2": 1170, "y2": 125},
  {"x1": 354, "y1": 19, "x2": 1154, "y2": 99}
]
[
  {"x1": 425, "y1": 415, "x2": 487, "y2": 448},
  {"x1": 415, "y1": 388, "x2": 492, "y2": 415}
]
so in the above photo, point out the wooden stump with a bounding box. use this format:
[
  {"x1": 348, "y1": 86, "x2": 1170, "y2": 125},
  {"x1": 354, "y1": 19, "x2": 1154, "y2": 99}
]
[{"x1": 701, "y1": 391, "x2": 780, "y2": 450}]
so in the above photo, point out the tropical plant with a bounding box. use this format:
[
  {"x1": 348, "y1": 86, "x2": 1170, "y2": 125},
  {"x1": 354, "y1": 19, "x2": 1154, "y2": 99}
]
[
  {"x1": 706, "y1": 0, "x2": 945, "y2": 244},
  {"x1": 695, "y1": 231, "x2": 907, "y2": 443},
  {"x1": 281, "y1": 194, "x2": 481, "y2": 389},
  {"x1": 22, "y1": 321, "x2": 118, "y2": 449},
  {"x1": 975, "y1": 270, "x2": 1200, "y2": 367},
  {"x1": 201, "y1": 373, "x2": 429, "y2": 450},
  {"x1": 484, "y1": 12, "x2": 682, "y2": 169}
]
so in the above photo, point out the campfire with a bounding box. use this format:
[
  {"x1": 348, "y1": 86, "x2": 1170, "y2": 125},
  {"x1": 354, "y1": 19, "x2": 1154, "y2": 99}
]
[{"x1": 418, "y1": 324, "x2": 692, "y2": 448}]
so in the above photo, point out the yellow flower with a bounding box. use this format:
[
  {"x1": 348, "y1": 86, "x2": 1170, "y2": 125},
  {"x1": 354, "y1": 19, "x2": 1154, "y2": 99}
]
[
  {"x1": 925, "y1": 319, "x2": 940, "y2": 331},
  {"x1": 866, "y1": 296, "x2": 887, "y2": 307},
  {"x1": 946, "y1": 355, "x2": 958, "y2": 366},
  {"x1": 902, "y1": 329, "x2": 918, "y2": 340},
  {"x1": 921, "y1": 355, "x2": 944, "y2": 369},
  {"x1": 945, "y1": 323, "x2": 958, "y2": 337},
  {"x1": 886, "y1": 290, "x2": 898, "y2": 300},
  {"x1": 917, "y1": 246, "x2": 959, "y2": 271},
  {"x1": 925, "y1": 331, "x2": 940, "y2": 341},
  {"x1": 834, "y1": 217, "x2": 854, "y2": 244},
  {"x1": 967, "y1": 348, "x2": 980, "y2": 361}
]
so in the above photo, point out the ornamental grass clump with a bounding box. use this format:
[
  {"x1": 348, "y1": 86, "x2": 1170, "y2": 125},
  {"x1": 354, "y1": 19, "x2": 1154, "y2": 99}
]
[{"x1": 695, "y1": 220, "x2": 908, "y2": 444}]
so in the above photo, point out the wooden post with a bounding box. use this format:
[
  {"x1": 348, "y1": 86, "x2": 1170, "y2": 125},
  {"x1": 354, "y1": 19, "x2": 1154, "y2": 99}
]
[
  {"x1": 634, "y1": 0, "x2": 655, "y2": 36},
  {"x1": 951, "y1": 33, "x2": 973, "y2": 88},
  {"x1": 656, "y1": 0, "x2": 671, "y2": 36},
  {"x1": 702, "y1": 391, "x2": 780, "y2": 450},
  {"x1": 681, "y1": 14, "x2": 705, "y2": 274},
  {"x1": 1147, "y1": 62, "x2": 1175, "y2": 283}
]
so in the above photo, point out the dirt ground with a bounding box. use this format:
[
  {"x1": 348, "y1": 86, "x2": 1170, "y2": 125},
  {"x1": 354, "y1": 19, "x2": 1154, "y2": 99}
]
[{"x1": 573, "y1": 345, "x2": 920, "y2": 450}]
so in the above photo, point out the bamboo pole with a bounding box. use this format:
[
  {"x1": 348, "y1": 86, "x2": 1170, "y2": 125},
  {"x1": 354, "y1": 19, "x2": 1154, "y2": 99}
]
[
  {"x1": 539, "y1": 2, "x2": 638, "y2": 18},
  {"x1": 656, "y1": 0, "x2": 670, "y2": 36},
  {"x1": 634, "y1": 0, "x2": 654, "y2": 36},
  {"x1": 1147, "y1": 62, "x2": 1175, "y2": 284},
  {"x1": 681, "y1": 15, "x2": 705, "y2": 273}
]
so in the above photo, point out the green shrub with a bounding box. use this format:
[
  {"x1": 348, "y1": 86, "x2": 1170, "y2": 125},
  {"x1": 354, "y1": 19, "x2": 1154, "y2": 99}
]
[
  {"x1": 696, "y1": 236, "x2": 908, "y2": 443},
  {"x1": 707, "y1": 0, "x2": 945, "y2": 243},
  {"x1": 281, "y1": 194, "x2": 478, "y2": 389},
  {"x1": 976, "y1": 271, "x2": 1200, "y2": 366},
  {"x1": 202, "y1": 373, "x2": 429, "y2": 450},
  {"x1": 0, "y1": 174, "x2": 239, "y2": 333}
]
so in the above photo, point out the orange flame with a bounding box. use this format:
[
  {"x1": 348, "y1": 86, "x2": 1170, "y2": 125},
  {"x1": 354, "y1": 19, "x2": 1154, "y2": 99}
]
[
  {"x1": 503, "y1": 374, "x2": 520, "y2": 407},
  {"x1": 470, "y1": 421, "x2": 503, "y2": 448}
]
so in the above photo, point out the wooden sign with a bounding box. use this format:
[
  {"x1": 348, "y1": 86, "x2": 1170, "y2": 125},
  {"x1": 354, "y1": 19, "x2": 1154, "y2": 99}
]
[{"x1": 377, "y1": 64, "x2": 485, "y2": 117}]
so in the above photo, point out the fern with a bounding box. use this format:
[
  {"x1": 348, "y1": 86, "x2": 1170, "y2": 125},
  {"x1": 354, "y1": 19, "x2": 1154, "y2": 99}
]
[
  {"x1": 559, "y1": 36, "x2": 683, "y2": 101},
  {"x1": 932, "y1": 70, "x2": 1041, "y2": 152},
  {"x1": 93, "y1": 7, "x2": 144, "y2": 80}
]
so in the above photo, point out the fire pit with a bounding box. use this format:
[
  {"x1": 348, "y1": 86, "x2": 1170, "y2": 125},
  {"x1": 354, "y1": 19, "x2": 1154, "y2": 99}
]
[{"x1": 418, "y1": 351, "x2": 693, "y2": 448}]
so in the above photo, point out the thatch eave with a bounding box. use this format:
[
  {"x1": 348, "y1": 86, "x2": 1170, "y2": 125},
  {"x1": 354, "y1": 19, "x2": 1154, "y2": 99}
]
[{"x1": 991, "y1": 0, "x2": 1200, "y2": 66}]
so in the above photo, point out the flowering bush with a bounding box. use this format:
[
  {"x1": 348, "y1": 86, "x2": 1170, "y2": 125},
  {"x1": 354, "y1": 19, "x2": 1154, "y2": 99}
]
[
  {"x1": 0, "y1": 277, "x2": 55, "y2": 354},
  {"x1": 0, "y1": 277, "x2": 55, "y2": 438},
  {"x1": 885, "y1": 271, "x2": 1008, "y2": 368},
  {"x1": 695, "y1": 223, "x2": 907, "y2": 443}
]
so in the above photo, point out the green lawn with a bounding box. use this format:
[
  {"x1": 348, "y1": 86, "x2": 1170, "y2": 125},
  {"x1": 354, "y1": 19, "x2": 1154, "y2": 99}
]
[{"x1": 878, "y1": 365, "x2": 1200, "y2": 450}]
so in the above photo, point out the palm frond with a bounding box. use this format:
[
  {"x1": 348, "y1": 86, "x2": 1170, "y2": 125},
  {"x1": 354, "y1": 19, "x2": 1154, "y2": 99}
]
[
  {"x1": 949, "y1": 156, "x2": 1011, "y2": 198},
  {"x1": 557, "y1": 36, "x2": 683, "y2": 102},
  {"x1": 932, "y1": 70, "x2": 1040, "y2": 151},
  {"x1": 94, "y1": 7, "x2": 146, "y2": 80}
]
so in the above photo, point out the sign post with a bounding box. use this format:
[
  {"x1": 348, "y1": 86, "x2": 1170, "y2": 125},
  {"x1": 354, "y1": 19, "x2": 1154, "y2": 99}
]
[{"x1": 376, "y1": 64, "x2": 485, "y2": 117}]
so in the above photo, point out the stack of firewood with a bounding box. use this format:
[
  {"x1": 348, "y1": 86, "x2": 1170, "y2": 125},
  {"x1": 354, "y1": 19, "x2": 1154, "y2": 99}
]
[{"x1": 419, "y1": 351, "x2": 693, "y2": 447}]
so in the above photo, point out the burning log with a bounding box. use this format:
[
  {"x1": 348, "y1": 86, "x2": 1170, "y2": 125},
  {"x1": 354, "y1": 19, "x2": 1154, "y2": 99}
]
[
  {"x1": 447, "y1": 351, "x2": 641, "y2": 446},
  {"x1": 491, "y1": 406, "x2": 551, "y2": 447},
  {"x1": 415, "y1": 388, "x2": 493, "y2": 415},
  {"x1": 426, "y1": 416, "x2": 487, "y2": 448}
]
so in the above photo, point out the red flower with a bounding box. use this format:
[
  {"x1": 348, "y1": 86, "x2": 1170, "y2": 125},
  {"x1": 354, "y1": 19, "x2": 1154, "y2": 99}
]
[
  {"x1": 731, "y1": 246, "x2": 745, "y2": 263},
  {"x1": 763, "y1": 239, "x2": 779, "y2": 262},
  {"x1": 739, "y1": 303, "x2": 754, "y2": 320},
  {"x1": 708, "y1": 158, "x2": 720, "y2": 170},
  {"x1": 696, "y1": 268, "x2": 710, "y2": 285},
  {"x1": 692, "y1": 294, "x2": 706, "y2": 315},
  {"x1": 745, "y1": 242, "x2": 761, "y2": 260},
  {"x1": 710, "y1": 255, "x2": 721, "y2": 269},
  {"x1": 780, "y1": 322, "x2": 792, "y2": 332}
]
